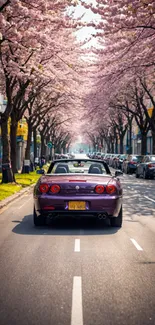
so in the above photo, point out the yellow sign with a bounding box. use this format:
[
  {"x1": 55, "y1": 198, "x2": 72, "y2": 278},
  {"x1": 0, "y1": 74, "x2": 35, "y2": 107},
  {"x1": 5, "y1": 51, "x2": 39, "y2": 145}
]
[
  {"x1": 148, "y1": 107, "x2": 154, "y2": 117},
  {"x1": 17, "y1": 120, "x2": 28, "y2": 140},
  {"x1": 0, "y1": 119, "x2": 28, "y2": 140}
]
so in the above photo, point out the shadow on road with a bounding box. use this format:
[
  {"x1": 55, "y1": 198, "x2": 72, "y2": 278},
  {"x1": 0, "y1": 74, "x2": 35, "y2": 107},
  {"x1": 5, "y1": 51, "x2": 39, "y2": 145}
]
[
  {"x1": 123, "y1": 193, "x2": 155, "y2": 219},
  {"x1": 12, "y1": 214, "x2": 120, "y2": 236}
]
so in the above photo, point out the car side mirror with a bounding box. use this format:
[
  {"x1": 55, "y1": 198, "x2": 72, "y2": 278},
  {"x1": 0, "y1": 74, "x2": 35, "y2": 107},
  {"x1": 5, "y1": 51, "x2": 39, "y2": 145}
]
[{"x1": 115, "y1": 170, "x2": 123, "y2": 177}]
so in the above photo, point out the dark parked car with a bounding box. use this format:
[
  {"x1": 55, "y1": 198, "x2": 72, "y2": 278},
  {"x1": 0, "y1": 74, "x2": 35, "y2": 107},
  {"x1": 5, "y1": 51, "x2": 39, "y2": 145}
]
[
  {"x1": 122, "y1": 155, "x2": 143, "y2": 174},
  {"x1": 136, "y1": 155, "x2": 155, "y2": 179},
  {"x1": 34, "y1": 158, "x2": 123, "y2": 227},
  {"x1": 117, "y1": 154, "x2": 128, "y2": 170}
]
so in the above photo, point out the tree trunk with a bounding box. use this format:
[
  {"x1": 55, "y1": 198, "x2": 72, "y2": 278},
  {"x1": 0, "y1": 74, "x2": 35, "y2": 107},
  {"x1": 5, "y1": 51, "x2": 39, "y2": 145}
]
[
  {"x1": 41, "y1": 134, "x2": 46, "y2": 157},
  {"x1": 22, "y1": 122, "x2": 32, "y2": 173},
  {"x1": 111, "y1": 140, "x2": 114, "y2": 153},
  {"x1": 152, "y1": 131, "x2": 155, "y2": 154},
  {"x1": 33, "y1": 128, "x2": 37, "y2": 160},
  {"x1": 107, "y1": 140, "x2": 110, "y2": 153},
  {"x1": 10, "y1": 113, "x2": 18, "y2": 174},
  {"x1": 141, "y1": 133, "x2": 147, "y2": 155},
  {"x1": 25, "y1": 123, "x2": 32, "y2": 160},
  {"x1": 119, "y1": 135, "x2": 124, "y2": 154},
  {"x1": 1, "y1": 117, "x2": 15, "y2": 183},
  {"x1": 129, "y1": 124, "x2": 132, "y2": 154}
]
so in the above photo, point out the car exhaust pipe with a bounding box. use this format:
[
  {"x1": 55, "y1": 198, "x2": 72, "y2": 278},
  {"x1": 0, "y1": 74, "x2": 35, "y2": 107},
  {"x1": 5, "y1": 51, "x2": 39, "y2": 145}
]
[
  {"x1": 98, "y1": 213, "x2": 107, "y2": 220},
  {"x1": 49, "y1": 213, "x2": 58, "y2": 219}
]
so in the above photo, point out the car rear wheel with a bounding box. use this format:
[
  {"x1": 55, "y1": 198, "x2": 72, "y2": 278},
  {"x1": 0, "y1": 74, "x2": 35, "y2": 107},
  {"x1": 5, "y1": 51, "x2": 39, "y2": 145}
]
[
  {"x1": 33, "y1": 207, "x2": 46, "y2": 226},
  {"x1": 110, "y1": 206, "x2": 122, "y2": 227}
]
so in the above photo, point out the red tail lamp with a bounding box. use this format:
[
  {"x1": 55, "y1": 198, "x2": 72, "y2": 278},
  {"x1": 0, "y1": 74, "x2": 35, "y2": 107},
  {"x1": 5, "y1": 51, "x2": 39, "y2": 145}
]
[
  {"x1": 106, "y1": 184, "x2": 116, "y2": 194},
  {"x1": 50, "y1": 184, "x2": 61, "y2": 194},
  {"x1": 95, "y1": 185, "x2": 105, "y2": 194},
  {"x1": 39, "y1": 184, "x2": 49, "y2": 193},
  {"x1": 148, "y1": 163, "x2": 155, "y2": 168}
]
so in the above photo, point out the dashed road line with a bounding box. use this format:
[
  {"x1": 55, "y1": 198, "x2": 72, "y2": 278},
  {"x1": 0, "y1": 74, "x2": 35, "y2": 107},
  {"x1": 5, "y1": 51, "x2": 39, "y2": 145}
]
[
  {"x1": 71, "y1": 276, "x2": 83, "y2": 325},
  {"x1": 130, "y1": 238, "x2": 143, "y2": 251},
  {"x1": 74, "y1": 239, "x2": 80, "y2": 252},
  {"x1": 144, "y1": 196, "x2": 155, "y2": 203}
]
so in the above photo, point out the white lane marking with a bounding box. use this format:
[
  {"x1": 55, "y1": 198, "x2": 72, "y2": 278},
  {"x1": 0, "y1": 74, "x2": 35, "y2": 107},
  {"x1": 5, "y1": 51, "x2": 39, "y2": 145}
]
[
  {"x1": 144, "y1": 196, "x2": 155, "y2": 203},
  {"x1": 74, "y1": 239, "x2": 80, "y2": 252},
  {"x1": 130, "y1": 238, "x2": 143, "y2": 251},
  {"x1": 18, "y1": 197, "x2": 32, "y2": 209},
  {"x1": 71, "y1": 276, "x2": 83, "y2": 325}
]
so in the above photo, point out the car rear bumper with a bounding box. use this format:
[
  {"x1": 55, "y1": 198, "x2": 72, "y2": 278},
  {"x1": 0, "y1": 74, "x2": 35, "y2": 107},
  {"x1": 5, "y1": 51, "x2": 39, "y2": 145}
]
[
  {"x1": 34, "y1": 195, "x2": 122, "y2": 218},
  {"x1": 147, "y1": 168, "x2": 155, "y2": 177}
]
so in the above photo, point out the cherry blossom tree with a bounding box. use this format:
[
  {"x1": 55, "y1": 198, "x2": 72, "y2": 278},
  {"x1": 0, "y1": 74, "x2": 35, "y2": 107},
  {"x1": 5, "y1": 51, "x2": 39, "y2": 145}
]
[{"x1": 0, "y1": 0, "x2": 85, "y2": 182}]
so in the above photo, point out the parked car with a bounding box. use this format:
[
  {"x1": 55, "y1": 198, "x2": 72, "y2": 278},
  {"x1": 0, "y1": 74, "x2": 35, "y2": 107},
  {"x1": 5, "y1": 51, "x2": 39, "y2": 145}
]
[
  {"x1": 95, "y1": 152, "x2": 102, "y2": 159},
  {"x1": 122, "y1": 155, "x2": 143, "y2": 174},
  {"x1": 103, "y1": 154, "x2": 111, "y2": 165},
  {"x1": 136, "y1": 155, "x2": 155, "y2": 179},
  {"x1": 112, "y1": 154, "x2": 120, "y2": 169},
  {"x1": 117, "y1": 154, "x2": 128, "y2": 170},
  {"x1": 33, "y1": 158, "x2": 123, "y2": 227}
]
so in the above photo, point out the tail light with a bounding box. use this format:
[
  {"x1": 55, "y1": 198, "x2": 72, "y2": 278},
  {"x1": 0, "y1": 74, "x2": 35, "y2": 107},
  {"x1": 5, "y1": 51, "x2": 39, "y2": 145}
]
[
  {"x1": 148, "y1": 163, "x2": 155, "y2": 168},
  {"x1": 39, "y1": 184, "x2": 49, "y2": 193},
  {"x1": 50, "y1": 184, "x2": 61, "y2": 194},
  {"x1": 130, "y1": 161, "x2": 137, "y2": 164},
  {"x1": 106, "y1": 184, "x2": 116, "y2": 194},
  {"x1": 95, "y1": 185, "x2": 105, "y2": 194}
]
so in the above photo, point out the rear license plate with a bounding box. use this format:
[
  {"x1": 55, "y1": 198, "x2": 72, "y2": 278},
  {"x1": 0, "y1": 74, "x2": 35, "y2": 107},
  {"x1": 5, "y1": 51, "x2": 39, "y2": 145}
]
[{"x1": 68, "y1": 201, "x2": 86, "y2": 210}]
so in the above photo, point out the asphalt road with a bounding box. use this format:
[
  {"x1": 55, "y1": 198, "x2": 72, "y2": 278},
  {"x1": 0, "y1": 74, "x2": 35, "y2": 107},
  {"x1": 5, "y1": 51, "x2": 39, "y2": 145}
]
[{"x1": 0, "y1": 172, "x2": 155, "y2": 325}]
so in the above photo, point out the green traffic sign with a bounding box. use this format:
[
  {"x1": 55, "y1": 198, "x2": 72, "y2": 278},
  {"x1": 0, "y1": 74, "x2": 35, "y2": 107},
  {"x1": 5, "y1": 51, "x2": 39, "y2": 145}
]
[{"x1": 47, "y1": 142, "x2": 52, "y2": 148}]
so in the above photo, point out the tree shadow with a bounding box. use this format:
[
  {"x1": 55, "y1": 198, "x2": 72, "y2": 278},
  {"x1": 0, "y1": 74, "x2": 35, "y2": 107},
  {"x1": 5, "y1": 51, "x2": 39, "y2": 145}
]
[{"x1": 12, "y1": 214, "x2": 120, "y2": 236}]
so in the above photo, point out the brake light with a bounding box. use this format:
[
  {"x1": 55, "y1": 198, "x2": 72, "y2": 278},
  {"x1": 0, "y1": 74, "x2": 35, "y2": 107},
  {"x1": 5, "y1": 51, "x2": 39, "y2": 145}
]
[
  {"x1": 50, "y1": 184, "x2": 61, "y2": 194},
  {"x1": 39, "y1": 184, "x2": 49, "y2": 193},
  {"x1": 43, "y1": 206, "x2": 55, "y2": 210},
  {"x1": 106, "y1": 184, "x2": 116, "y2": 194},
  {"x1": 148, "y1": 164, "x2": 155, "y2": 168},
  {"x1": 95, "y1": 185, "x2": 105, "y2": 194}
]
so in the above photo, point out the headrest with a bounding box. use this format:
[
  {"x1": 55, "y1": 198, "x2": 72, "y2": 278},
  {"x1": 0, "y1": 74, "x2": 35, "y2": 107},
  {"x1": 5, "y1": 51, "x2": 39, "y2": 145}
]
[
  {"x1": 88, "y1": 163, "x2": 102, "y2": 174},
  {"x1": 55, "y1": 166, "x2": 67, "y2": 173}
]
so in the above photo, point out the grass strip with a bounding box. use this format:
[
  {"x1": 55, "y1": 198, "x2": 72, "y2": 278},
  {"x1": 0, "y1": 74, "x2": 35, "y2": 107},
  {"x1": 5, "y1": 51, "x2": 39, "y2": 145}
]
[{"x1": 0, "y1": 171, "x2": 41, "y2": 201}]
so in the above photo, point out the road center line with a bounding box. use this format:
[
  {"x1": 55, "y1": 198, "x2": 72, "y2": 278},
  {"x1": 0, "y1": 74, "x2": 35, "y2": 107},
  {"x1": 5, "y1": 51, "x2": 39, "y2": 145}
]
[
  {"x1": 144, "y1": 196, "x2": 155, "y2": 203},
  {"x1": 71, "y1": 276, "x2": 83, "y2": 325},
  {"x1": 74, "y1": 239, "x2": 80, "y2": 252},
  {"x1": 130, "y1": 238, "x2": 143, "y2": 251}
]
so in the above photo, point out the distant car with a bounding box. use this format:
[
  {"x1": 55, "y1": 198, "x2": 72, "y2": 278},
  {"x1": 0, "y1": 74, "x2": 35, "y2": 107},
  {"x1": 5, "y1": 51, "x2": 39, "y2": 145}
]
[
  {"x1": 33, "y1": 158, "x2": 123, "y2": 227},
  {"x1": 122, "y1": 155, "x2": 143, "y2": 174},
  {"x1": 95, "y1": 152, "x2": 102, "y2": 159},
  {"x1": 136, "y1": 155, "x2": 155, "y2": 179}
]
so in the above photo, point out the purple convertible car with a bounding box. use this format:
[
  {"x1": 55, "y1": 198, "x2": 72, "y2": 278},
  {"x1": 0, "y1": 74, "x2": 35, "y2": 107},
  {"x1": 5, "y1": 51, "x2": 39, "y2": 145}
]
[{"x1": 33, "y1": 159, "x2": 123, "y2": 227}]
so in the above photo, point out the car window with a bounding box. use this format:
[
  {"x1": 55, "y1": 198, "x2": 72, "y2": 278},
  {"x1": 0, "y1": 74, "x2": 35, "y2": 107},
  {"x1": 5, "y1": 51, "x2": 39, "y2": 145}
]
[
  {"x1": 150, "y1": 156, "x2": 155, "y2": 162},
  {"x1": 132, "y1": 156, "x2": 143, "y2": 162},
  {"x1": 50, "y1": 160, "x2": 108, "y2": 175}
]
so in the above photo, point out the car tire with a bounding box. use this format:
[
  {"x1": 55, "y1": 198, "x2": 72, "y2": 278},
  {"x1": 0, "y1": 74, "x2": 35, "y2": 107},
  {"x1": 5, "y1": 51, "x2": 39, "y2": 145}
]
[
  {"x1": 110, "y1": 206, "x2": 122, "y2": 227},
  {"x1": 33, "y1": 207, "x2": 46, "y2": 226},
  {"x1": 126, "y1": 166, "x2": 129, "y2": 174},
  {"x1": 143, "y1": 170, "x2": 148, "y2": 179},
  {"x1": 136, "y1": 171, "x2": 139, "y2": 178}
]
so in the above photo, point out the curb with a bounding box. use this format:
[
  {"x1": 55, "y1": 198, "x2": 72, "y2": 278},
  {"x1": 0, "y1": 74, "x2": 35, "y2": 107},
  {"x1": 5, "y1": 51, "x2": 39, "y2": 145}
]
[{"x1": 0, "y1": 184, "x2": 35, "y2": 210}]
